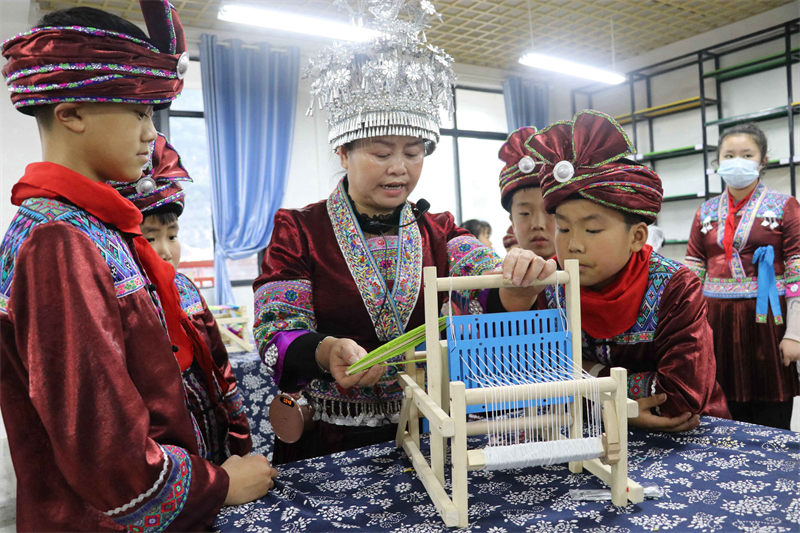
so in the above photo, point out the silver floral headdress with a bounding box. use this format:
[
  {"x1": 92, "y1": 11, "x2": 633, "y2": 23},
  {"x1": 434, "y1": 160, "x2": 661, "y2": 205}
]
[{"x1": 305, "y1": 0, "x2": 455, "y2": 153}]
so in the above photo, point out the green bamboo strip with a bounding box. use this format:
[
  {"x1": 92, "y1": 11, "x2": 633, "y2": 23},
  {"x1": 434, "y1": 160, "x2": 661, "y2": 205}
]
[{"x1": 347, "y1": 316, "x2": 447, "y2": 375}]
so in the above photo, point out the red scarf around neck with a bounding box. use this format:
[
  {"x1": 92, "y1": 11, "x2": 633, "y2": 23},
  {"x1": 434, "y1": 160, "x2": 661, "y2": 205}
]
[
  {"x1": 578, "y1": 244, "x2": 652, "y2": 339},
  {"x1": 723, "y1": 186, "x2": 756, "y2": 265},
  {"x1": 11, "y1": 162, "x2": 226, "y2": 398}
]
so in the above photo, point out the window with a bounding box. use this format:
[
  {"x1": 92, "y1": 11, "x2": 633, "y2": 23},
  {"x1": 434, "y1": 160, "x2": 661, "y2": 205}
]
[
  {"x1": 413, "y1": 87, "x2": 509, "y2": 256},
  {"x1": 166, "y1": 60, "x2": 259, "y2": 288}
]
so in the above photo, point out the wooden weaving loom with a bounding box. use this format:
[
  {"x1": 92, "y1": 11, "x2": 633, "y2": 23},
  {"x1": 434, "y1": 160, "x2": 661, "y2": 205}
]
[{"x1": 395, "y1": 260, "x2": 643, "y2": 527}]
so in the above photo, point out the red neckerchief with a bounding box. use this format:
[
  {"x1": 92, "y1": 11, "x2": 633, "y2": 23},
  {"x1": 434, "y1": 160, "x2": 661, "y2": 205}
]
[
  {"x1": 723, "y1": 186, "x2": 756, "y2": 265},
  {"x1": 578, "y1": 244, "x2": 652, "y2": 339},
  {"x1": 11, "y1": 162, "x2": 226, "y2": 398}
]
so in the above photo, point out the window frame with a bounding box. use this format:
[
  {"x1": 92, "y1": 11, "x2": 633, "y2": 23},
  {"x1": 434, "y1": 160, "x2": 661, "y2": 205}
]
[{"x1": 441, "y1": 85, "x2": 508, "y2": 223}]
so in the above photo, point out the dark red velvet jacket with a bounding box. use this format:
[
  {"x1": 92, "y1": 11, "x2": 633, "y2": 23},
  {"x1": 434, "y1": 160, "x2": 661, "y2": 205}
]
[
  {"x1": 0, "y1": 196, "x2": 227, "y2": 531},
  {"x1": 539, "y1": 253, "x2": 730, "y2": 419}
]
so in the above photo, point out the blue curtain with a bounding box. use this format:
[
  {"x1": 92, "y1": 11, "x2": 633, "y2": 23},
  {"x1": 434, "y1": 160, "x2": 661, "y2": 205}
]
[
  {"x1": 200, "y1": 34, "x2": 300, "y2": 304},
  {"x1": 503, "y1": 75, "x2": 549, "y2": 131}
]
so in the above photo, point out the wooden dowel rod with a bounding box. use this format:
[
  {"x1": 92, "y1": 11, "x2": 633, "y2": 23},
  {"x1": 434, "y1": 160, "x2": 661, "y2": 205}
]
[
  {"x1": 463, "y1": 376, "x2": 617, "y2": 404},
  {"x1": 434, "y1": 271, "x2": 570, "y2": 291}
]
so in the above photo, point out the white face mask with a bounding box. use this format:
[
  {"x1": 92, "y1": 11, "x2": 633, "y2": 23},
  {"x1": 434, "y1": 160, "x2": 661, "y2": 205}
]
[{"x1": 717, "y1": 157, "x2": 760, "y2": 189}]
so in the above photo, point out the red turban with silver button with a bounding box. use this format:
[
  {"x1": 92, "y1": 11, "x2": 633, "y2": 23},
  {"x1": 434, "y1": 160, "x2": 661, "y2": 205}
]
[
  {"x1": 2, "y1": 0, "x2": 188, "y2": 115},
  {"x1": 112, "y1": 133, "x2": 191, "y2": 215},
  {"x1": 498, "y1": 126, "x2": 540, "y2": 211},
  {"x1": 537, "y1": 110, "x2": 663, "y2": 224}
]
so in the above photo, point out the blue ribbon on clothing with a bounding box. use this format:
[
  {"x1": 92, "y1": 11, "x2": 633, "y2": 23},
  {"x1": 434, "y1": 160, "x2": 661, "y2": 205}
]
[{"x1": 753, "y1": 245, "x2": 783, "y2": 325}]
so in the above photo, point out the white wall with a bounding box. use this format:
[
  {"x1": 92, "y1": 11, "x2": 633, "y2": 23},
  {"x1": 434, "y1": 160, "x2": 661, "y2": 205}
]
[{"x1": 0, "y1": 0, "x2": 42, "y2": 234}]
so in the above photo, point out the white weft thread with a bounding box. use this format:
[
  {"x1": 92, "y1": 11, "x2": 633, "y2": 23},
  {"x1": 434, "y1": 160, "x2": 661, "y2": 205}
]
[{"x1": 445, "y1": 280, "x2": 604, "y2": 470}]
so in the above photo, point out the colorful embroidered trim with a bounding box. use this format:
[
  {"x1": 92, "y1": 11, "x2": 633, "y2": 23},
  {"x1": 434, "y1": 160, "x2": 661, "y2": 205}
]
[
  {"x1": 253, "y1": 279, "x2": 316, "y2": 348},
  {"x1": 784, "y1": 255, "x2": 800, "y2": 297},
  {"x1": 327, "y1": 181, "x2": 422, "y2": 342},
  {"x1": 109, "y1": 445, "x2": 191, "y2": 532},
  {"x1": 366, "y1": 235, "x2": 400, "y2": 281},
  {"x1": 2, "y1": 25, "x2": 160, "y2": 52},
  {"x1": 175, "y1": 273, "x2": 204, "y2": 316},
  {"x1": 684, "y1": 256, "x2": 707, "y2": 282},
  {"x1": 10, "y1": 74, "x2": 128, "y2": 93},
  {"x1": 0, "y1": 294, "x2": 7, "y2": 315},
  {"x1": 11, "y1": 95, "x2": 176, "y2": 109},
  {"x1": 6, "y1": 63, "x2": 178, "y2": 84},
  {"x1": 116, "y1": 275, "x2": 146, "y2": 298},
  {"x1": 627, "y1": 371, "x2": 654, "y2": 400},
  {"x1": 104, "y1": 446, "x2": 170, "y2": 517},
  {"x1": 702, "y1": 276, "x2": 786, "y2": 299},
  {"x1": 225, "y1": 387, "x2": 246, "y2": 418},
  {"x1": 447, "y1": 234, "x2": 501, "y2": 277}
]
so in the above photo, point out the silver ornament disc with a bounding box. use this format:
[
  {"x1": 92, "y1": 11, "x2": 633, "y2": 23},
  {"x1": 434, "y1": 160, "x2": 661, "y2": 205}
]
[
  {"x1": 176, "y1": 52, "x2": 190, "y2": 80},
  {"x1": 135, "y1": 176, "x2": 157, "y2": 195},
  {"x1": 518, "y1": 155, "x2": 535, "y2": 174},
  {"x1": 553, "y1": 160, "x2": 575, "y2": 183}
]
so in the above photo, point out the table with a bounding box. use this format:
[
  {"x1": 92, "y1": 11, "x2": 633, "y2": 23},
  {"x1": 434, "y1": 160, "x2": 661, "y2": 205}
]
[{"x1": 227, "y1": 356, "x2": 800, "y2": 532}]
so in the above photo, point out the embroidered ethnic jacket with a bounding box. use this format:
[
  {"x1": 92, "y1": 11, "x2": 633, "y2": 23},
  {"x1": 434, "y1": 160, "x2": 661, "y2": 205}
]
[
  {"x1": 175, "y1": 272, "x2": 252, "y2": 464},
  {"x1": 685, "y1": 183, "x2": 800, "y2": 301},
  {"x1": 541, "y1": 252, "x2": 730, "y2": 419},
  {"x1": 0, "y1": 197, "x2": 227, "y2": 531},
  {"x1": 253, "y1": 181, "x2": 501, "y2": 426}
]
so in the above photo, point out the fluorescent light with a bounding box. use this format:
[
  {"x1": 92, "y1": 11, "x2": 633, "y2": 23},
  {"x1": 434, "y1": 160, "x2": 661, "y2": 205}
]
[
  {"x1": 519, "y1": 52, "x2": 626, "y2": 85},
  {"x1": 218, "y1": 3, "x2": 381, "y2": 42}
]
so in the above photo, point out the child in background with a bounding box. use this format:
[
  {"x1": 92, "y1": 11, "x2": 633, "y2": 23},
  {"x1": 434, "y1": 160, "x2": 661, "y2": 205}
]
[
  {"x1": 462, "y1": 219, "x2": 493, "y2": 248},
  {"x1": 531, "y1": 111, "x2": 730, "y2": 431},
  {"x1": 498, "y1": 126, "x2": 556, "y2": 260},
  {"x1": 0, "y1": 4, "x2": 276, "y2": 530},
  {"x1": 686, "y1": 123, "x2": 800, "y2": 429},
  {"x1": 115, "y1": 133, "x2": 253, "y2": 464}
]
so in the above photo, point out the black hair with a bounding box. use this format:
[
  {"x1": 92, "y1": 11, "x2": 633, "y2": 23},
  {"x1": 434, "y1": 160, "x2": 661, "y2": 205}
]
[
  {"x1": 621, "y1": 211, "x2": 648, "y2": 228},
  {"x1": 504, "y1": 184, "x2": 541, "y2": 212},
  {"x1": 37, "y1": 7, "x2": 150, "y2": 41},
  {"x1": 555, "y1": 194, "x2": 647, "y2": 228},
  {"x1": 142, "y1": 204, "x2": 181, "y2": 226},
  {"x1": 717, "y1": 123, "x2": 768, "y2": 165},
  {"x1": 338, "y1": 137, "x2": 432, "y2": 155},
  {"x1": 30, "y1": 7, "x2": 151, "y2": 123},
  {"x1": 462, "y1": 219, "x2": 491, "y2": 238}
]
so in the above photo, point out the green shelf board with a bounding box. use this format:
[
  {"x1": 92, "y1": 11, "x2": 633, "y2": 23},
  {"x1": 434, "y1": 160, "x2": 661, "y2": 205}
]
[
  {"x1": 637, "y1": 144, "x2": 716, "y2": 162},
  {"x1": 765, "y1": 156, "x2": 800, "y2": 169},
  {"x1": 706, "y1": 103, "x2": 800, "y2": 127},
  {"x1": 703, "y1": 46, "x2": 800, "y2": 81},
  {"x1": 663, "y1": 240, "x2": 689, "y2": 246},
  {"x1": 615, "y1": 96, "x2": 716, "y2": 125}
]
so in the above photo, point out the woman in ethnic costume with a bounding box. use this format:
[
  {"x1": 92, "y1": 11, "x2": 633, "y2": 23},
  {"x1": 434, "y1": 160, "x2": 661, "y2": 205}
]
[
  {"x1": 253, "y1": 1, "x2": 555, "y2": 464},
  {"x1": 686, "y1": 123, "x2": 800, "y2": 429}
]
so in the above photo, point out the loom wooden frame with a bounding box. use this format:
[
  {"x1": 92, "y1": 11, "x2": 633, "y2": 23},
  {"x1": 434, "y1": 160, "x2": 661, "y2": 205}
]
[{"x1": 395, "y1": 260, "x2": 644, "y2": 527}]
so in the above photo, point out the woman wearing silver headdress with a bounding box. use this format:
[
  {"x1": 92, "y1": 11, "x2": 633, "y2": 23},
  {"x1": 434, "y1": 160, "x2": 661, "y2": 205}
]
[{"x1": 253, "y1": 0, "x2": 555, "y2": 463}]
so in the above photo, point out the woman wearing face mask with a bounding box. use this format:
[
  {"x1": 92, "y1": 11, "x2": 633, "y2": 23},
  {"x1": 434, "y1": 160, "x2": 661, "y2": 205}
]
[{"x1": 685, "y1": 123, "x2": 800, "y2": 429}]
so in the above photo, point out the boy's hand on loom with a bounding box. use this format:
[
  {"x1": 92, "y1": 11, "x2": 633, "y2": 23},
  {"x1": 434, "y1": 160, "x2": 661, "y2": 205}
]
[
  {"x1": 779, "y1": 338, "x2": 800, "y2": 366},
  {"x1": 221, "y1": 453, "x2": 279, "y2": 505},
  {"x1": 630, "y1": 394, "x2": 700, "y2": 433},
  {"x1": 317, "y1": 337, "x2": 384, "y2": 388},
  {"x1": 497, "y1": 248, "x2": 557, "y2": 311}
]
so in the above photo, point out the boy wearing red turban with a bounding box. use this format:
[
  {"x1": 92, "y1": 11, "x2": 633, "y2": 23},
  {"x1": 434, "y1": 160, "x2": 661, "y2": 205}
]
[
  {"x1": 498, "y1": 126, "x2": 556, "y2": 259},
  {"x1": 114, "y1": 134, "x2": 254, "y2": 465},
  {"x1": 534, "y1": 110, "x2": 729, "y2": 431},
  {"x1": 0, "y1": 3, "x2": 275, "y2": 530}
]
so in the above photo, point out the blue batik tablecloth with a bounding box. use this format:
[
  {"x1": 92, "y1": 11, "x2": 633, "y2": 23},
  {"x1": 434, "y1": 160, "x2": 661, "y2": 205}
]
[{"x1": 227, "y1": 355, "x2": 800, "y2": 532}]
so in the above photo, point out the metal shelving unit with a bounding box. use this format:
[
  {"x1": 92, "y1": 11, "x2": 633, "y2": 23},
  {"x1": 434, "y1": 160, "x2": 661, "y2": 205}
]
[{"x1": 571, "y1": 19, "x2": 799, "y2": 200}]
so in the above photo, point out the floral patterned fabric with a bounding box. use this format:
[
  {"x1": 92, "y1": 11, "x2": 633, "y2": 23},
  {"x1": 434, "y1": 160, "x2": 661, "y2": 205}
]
[{"x1": 219, "y1": 361, "x2": 800, "y2": 533}]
